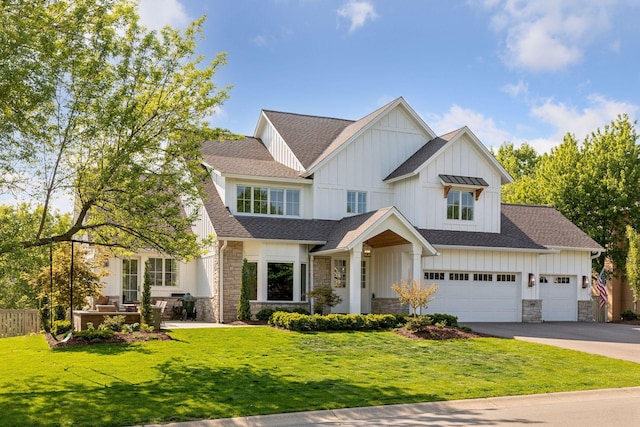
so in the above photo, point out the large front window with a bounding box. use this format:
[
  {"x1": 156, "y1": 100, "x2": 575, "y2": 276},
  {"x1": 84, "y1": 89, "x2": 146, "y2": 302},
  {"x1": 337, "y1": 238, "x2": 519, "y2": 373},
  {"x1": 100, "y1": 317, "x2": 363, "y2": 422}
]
[
  {"x1": 267, "y1": 262, "x2": 294, "y2": 301},
  {"x1": 447, "y1": 190, "x2": 474, "y2": 220},
  {"x1": 237, "y1": 185, "x2": 300, "y2": 216}
]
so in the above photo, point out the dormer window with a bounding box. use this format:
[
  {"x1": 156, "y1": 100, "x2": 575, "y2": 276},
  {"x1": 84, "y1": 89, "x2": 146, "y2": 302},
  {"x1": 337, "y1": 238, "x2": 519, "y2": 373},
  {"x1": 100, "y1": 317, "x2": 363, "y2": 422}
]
[
  {"x1": 237, "y1": 185, "x2": 300, "y2": 216},
  {"x1": 440, "y1": 175, "x2": 488, "y2": 222},
  {"x1": 447, "y1": 190, "x2": 474, "y2": 220}
]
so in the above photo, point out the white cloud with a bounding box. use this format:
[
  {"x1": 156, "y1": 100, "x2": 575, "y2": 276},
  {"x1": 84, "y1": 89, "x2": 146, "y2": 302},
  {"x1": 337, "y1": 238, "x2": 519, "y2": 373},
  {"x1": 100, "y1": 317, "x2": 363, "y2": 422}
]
[
  {"x1": 501, "y1": 80, "x2": 528, "y2": 98},
  {"x1": 337, "y1": 1, "x2": 378, "y2": 33},
  {"x1": 138, "y1": 0, "x2": 190, "y2": 32},
  {"x1": 529, "y1": 94, "x2": 639, "y2": 152},
  {"x1": 482, "y1": 0, "x2": 616, "y2": 71},
  {"x1": 429, "y1": 105, "x2": 513, "y2": 150},
  {"x1": 251, "y1": 34, "x2": 269, "y2": 47}
]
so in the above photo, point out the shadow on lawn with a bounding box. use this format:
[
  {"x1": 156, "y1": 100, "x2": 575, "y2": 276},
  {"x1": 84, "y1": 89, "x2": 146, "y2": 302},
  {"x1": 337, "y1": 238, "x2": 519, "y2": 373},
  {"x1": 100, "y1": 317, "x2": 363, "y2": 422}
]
[{"x1": 2, "y1": 361, "x2": 445, "y2": 427}]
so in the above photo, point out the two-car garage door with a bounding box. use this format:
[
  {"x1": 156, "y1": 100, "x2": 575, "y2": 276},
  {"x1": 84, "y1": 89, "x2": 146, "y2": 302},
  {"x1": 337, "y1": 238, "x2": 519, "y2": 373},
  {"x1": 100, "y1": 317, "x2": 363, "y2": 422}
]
[{"x1": 421, "y1": 271, "x2": 521, "y2": 322}]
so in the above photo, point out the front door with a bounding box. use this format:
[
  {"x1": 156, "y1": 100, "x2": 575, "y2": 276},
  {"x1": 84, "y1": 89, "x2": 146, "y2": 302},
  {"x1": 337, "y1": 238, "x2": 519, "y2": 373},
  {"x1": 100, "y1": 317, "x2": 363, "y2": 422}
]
[
  {"x1": 122, "y1": 259, "x2": 139, "y2": 303},
  {"x1": 360, "y1": 259, "x2": 370, "y2": 313}
]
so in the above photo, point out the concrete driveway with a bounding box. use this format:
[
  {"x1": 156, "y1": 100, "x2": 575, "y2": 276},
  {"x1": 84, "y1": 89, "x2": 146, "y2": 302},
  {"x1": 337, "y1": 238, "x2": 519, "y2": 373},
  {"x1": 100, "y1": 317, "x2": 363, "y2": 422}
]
[{"x1": 465, "y1": 321, "x2": 640, "y2": 363}]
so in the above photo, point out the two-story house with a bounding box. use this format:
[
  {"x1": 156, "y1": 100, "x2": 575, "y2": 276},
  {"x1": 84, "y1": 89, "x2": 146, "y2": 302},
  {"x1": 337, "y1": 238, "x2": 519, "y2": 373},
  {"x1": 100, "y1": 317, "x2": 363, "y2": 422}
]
[{"x1": 100, "y1": 97, "x2": 603, "y2": 323}]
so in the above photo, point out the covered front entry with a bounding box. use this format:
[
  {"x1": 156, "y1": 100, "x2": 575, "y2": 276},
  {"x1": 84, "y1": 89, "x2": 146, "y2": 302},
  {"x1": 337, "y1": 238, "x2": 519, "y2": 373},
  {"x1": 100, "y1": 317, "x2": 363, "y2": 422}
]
[
  {"x1": 311, "y1": 207, "x2": 438, "y2": 315},
  {"x1": 539, "y1": 275, "x2": 577, "y2": 321},
  {"x1": 422, "y1": 272, "x2": 521, "y2": 322}
]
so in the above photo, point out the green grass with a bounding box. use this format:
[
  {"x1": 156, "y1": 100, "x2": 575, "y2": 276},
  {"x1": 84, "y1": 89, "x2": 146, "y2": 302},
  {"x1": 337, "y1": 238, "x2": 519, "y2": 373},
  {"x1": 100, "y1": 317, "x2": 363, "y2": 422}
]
[{"x1": 2, "y1": 327, "x2": 640, "y2": 426}]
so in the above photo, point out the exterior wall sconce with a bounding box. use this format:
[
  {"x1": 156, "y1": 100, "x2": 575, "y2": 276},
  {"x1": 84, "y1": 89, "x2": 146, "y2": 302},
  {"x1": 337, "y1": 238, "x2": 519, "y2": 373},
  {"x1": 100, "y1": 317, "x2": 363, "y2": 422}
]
[
  {"x1": 363, "y1": 243, "x2": 372, "y2": 257},
  {"x1": 528, "y1": 273, "x2": 536, "y2": 287},
  {"x1": 582, "y1": 275, "x2": 589, "y2": 288}
]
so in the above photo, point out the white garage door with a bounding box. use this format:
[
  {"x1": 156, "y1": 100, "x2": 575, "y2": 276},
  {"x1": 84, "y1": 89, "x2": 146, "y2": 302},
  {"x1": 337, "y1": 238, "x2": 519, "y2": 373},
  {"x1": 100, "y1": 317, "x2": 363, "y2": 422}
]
[
  {"x1": 422, "y1": 272, "x2": 521, "y2": 322},
  {"x1": 540, "y1": 275, "x2": 577, "y2": 321}
]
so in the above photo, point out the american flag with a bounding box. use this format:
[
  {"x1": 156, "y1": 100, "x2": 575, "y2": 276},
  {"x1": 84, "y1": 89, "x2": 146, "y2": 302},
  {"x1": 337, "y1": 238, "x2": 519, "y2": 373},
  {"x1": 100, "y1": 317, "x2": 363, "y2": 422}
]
[{"x1": 596, "y1": 268, "x2": 607, "y2": 308}]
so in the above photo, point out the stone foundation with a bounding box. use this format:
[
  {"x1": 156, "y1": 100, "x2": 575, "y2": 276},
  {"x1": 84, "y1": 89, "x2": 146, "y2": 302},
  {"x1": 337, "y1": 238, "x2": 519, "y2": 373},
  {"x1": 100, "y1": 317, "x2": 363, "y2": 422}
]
[
  {"x1": 578, "y1": 300, "x2": 594, "y2": 322},
  {"x1": 371, "y1": 298, "x2": 409, "y2": 315},
  {"x1": 522, "y1": 299, "x2": 542, "y2": 323},
  {"x1": 222, "y1": 241, "x2": 244, "y2": 323},
  {"x1": 250, "y1": 301, "x2": 311, "y2": 317}
]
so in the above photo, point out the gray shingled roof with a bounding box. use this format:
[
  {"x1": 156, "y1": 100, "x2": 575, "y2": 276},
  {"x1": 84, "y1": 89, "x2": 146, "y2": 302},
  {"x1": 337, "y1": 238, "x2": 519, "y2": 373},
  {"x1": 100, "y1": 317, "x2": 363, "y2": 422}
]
[
  {"x1": 420, "y1": 204, "x2": 602, "y2": 251},
  {"x1": 201, "y1": 138, "x2": 301, "y2": 179},
  {"x1": 311, "y1": 208, "x2": 393, "y2": 252},
  {"x1": 262, "y1": 111, "x2": 353, "y2": 169},
  {"x1": 439, "y1": 174, "x2": 488, "y2": 187},
  {"x1": 385, "y1": 128, "x2": 462, "y2": 181},
  {"x1": 201, "y1": 178, "x2": 334, "y2": 241},
  {"x1": 500, "y1": 204, "x2": 603, "y2": 250}
]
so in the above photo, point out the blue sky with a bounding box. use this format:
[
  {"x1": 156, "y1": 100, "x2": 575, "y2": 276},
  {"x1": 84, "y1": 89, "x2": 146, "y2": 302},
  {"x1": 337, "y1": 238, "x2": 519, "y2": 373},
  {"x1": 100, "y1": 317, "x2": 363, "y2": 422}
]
[{"x1": 140, "y1": 0, "x2": 640, "y2": 154}]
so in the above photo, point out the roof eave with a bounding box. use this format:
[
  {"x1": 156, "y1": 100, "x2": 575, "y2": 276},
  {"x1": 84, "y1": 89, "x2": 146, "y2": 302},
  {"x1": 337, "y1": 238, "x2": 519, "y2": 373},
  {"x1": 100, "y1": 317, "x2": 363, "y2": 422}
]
[
  {"x1": 221, "y1": 173, "x2": 312, "y2": 184},
  {"x1": 433, "y1": 244, "x2": 558, "y2": 254}
]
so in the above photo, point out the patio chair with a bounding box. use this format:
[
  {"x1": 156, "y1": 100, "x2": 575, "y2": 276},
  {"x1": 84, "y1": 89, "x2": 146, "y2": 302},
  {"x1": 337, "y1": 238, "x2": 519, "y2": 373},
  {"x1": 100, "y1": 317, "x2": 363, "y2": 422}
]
[{"x1": 155, "y1": 300, "x2": 168, "y2": 327}]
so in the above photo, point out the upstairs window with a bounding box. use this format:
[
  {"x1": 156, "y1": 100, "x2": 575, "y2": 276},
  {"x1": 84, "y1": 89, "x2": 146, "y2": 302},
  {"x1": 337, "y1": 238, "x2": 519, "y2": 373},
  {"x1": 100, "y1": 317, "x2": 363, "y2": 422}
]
[
  {"x1": 447, "y1": 190, "x2": 474, "y2": 221},
  {"x1": 347, "y1": 190, "x2": 367, "y2": 214},
  {"x1": 237, "y1": 185, "x2": 300, "y2": 216}
]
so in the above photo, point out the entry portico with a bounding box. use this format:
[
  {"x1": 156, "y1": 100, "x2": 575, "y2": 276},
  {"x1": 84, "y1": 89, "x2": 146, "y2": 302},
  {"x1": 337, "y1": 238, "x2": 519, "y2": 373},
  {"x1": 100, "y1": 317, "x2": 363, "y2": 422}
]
[{"x1": 310, "y1": 206, "x2": 438, "y2": 314}]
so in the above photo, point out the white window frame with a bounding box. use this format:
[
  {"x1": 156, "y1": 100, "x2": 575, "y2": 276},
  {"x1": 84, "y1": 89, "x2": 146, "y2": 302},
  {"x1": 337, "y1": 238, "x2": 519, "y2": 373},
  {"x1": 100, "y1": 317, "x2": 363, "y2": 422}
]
[
  {"x1": 446, "y1": 189, "x2": 474, "y2": 221},
  {"x1": 333, "y1": 259, "x2": 348, "y2": 288},
  {"x1": 347, "y1": 190, "x2": 367, "y2": 214},
  {"x1": 236, "y1": 184, "x2": 301, "y2": 217},
  {"x1": 147, "y1": 257, "x2": 178, "y2": 287}
]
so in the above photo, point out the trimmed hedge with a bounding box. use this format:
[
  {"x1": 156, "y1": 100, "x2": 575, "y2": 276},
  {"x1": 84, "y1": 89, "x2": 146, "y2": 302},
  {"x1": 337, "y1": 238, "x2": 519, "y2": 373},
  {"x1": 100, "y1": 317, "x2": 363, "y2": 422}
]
[{"x1": 269, "y1": 312, "x2": 400, "y2": 331}]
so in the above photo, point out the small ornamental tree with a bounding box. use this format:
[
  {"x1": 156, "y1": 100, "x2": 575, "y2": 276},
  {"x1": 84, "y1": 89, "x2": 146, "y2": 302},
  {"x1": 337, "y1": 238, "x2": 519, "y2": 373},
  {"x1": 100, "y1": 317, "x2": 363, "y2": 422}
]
[
  {"x1": 626, "y1": 225, "x2": 640, "y2": 312},
  {"x1": 141, "y1": 260, "x2": 153, "y2": 325},
  {"x1": 237, "y1": 259, "x2": 252, "y2": 321},
  {"x1": 391, "y1": 280, "x2": 439, "y2": 317},
  {"x1": 307, "y1": 285, "x2": 342, "y2": 315}
]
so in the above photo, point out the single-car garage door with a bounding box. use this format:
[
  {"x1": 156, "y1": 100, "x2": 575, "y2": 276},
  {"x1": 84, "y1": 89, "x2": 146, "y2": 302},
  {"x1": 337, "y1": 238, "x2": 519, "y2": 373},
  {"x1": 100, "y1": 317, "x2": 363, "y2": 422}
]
[
  {"x1": 421, "y1": 271, "x2": 521, "y2": 322},
  {"x1": 539, "y1": 275, "x2": 577, "y2": 321}
]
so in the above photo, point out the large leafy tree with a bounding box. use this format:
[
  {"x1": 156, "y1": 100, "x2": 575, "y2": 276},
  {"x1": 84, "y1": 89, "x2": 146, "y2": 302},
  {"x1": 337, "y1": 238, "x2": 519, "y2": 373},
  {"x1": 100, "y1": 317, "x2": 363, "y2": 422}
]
[
  {"x1": 496, "y1": 115, "x2": 640, "y2": 272},
  {"x1": 626, "y1": 226, "x2": 640, "y2": 312},
  {"x1": 0, "y1": 204, "x2": 71, "y2": 308},
  {"x1": 0, "y1": 0, "x2": 232, "y2": 259},
  {"x1": 27, "y1": 242, "x2": 108, "y2": 312}
]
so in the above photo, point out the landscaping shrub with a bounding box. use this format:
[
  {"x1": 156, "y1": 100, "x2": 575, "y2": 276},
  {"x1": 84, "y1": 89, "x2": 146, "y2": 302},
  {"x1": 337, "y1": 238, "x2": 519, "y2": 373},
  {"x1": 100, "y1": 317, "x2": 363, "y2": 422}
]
[
  {"x1": 621, "y1": 310, "x2": 638, "y2": 321},
  {"x1": 405, "y1": 315, "x2": 433, "y2": 332},
  {"x1": 74, "y1": 329, "x2": 114, "y2": 342},
  {"x1": 292, "y1": 307, "x2": 310, "y2": 315},
  {"x1": 255, "y1": 308, "x2": 275, "y2": 321},
  {"x1": 99, "y1": 315, "x2": 127, "y2": 332},
  {"x1": 429, "y1": 313, "x2": 458, "y2": 327},
  {"x1": 269, "y1": 312, "x2": 400, "y2": 332},
  {"x1": 51, "y1": 320, "x2": 71, "y2": 336}
]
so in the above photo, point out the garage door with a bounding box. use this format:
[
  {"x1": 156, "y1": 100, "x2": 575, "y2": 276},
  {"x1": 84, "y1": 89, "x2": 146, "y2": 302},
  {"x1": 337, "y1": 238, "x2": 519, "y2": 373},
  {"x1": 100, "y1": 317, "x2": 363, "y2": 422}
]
[
  {"x1": 421, "y1": 271, "x2": 521, "y2": 322},
  {"x1": 540, "y1": 275, "x2": 577, "y2": 321}
]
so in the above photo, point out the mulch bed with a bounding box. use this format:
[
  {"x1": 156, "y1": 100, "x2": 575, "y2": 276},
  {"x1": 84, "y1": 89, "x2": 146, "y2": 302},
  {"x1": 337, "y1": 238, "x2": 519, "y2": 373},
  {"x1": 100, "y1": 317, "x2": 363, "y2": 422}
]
[
  {"x1": 396, "y1": 325, "x2": 490, "y2": 340},
  {"x1": 45, "y1": 331, "x2": 172, "y2": 349}
]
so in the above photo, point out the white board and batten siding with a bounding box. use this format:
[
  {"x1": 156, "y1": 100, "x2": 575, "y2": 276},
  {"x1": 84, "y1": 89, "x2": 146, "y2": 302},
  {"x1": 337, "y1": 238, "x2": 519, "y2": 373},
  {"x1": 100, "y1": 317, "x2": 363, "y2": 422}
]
[
  {"x1": 258, "y1": 115, "x2": 304, "y2": 172},
  {"x1": 419, "y1": 249, "x2": 539, "y2": 322},
  {"x1": 397, "y1": 134, "x2": 502, "y2": 232},
  {"x1": 313, "y1": 108, "x2": 428, "y2": 220}
]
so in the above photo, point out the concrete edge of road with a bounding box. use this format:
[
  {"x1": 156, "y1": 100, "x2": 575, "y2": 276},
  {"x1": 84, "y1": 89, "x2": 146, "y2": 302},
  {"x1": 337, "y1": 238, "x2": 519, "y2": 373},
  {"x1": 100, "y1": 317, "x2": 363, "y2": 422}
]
[{"x1": 138, "y1": 386, "x2": 640, "y2": 427}]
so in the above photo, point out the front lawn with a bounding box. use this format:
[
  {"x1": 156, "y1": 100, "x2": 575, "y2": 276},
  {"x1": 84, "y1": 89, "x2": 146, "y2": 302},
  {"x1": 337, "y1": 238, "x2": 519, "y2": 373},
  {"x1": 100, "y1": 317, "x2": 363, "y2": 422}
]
[{"x1": 2, "y1": 327, "x2": 640, "y2": 426}]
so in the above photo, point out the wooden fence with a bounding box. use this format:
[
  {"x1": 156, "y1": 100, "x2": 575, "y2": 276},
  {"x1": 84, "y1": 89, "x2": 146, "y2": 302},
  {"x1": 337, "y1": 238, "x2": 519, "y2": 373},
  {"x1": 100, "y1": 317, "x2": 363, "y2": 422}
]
[
  {"x1": 0, "y1": 309, "x2": 40, "y2": 338},
  {"x1": 591, "y1": 296, "x2": 607, "y2": 323}
]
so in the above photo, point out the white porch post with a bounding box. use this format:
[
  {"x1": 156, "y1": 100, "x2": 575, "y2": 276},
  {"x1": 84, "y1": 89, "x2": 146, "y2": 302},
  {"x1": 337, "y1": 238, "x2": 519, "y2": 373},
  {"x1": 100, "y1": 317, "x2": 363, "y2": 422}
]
[
  {"x1": 412, "y1": 243, "x2": 422, "y2": 284},
  {"x1": 349, "y1": 247, "x2": 362, "y2": 314}
]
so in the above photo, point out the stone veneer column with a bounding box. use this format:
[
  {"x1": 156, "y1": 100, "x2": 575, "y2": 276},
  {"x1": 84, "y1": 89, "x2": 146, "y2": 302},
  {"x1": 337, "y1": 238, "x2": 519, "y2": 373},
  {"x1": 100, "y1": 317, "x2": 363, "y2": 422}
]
[
  {"x1": 222, "y1": 241, "x2": 244, "y2": 323},
  {"x1": 578, "y1": 300, "x2": 594, "y2": 322},
  {"x1": 522, "y1": 299, "x2": 542, "y2": 323},
  {"x1": 312, "y1": 257, "x2": 331, "y2": 313}
]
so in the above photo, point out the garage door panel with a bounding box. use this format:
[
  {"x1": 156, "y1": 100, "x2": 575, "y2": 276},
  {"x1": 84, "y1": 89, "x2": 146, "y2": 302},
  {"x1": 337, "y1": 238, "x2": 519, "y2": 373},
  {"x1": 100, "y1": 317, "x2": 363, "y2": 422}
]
[
  {"x1": 424, "y1": 278, "x2": 520, "y2": 322},
  {"x1": 540, "y1": 279, "x2": 577, "y2": 321}
]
